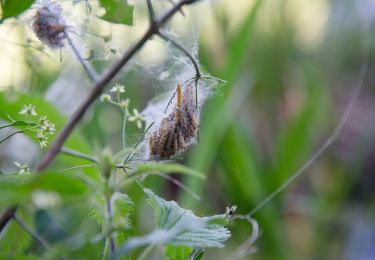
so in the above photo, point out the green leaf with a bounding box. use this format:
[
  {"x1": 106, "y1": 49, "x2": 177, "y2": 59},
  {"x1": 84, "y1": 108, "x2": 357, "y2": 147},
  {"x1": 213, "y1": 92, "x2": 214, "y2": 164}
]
[
  {"x1": 112, "y1": 192, "x2": 133, "y2": 230},
  {"x1": 127, "y1": 163, "x2": 205, "y2": 180},
  {"x1": 119, "y1": 189, "x2": 230, "y2": 255},
  {"x1": 164, "y1": 246, "x2": 192, "y2": 260},
  {"x1": 89, "y1": 193, "x2": 106, "y2": 226},
  {"x1": 0, "y1": 120, "x2": 37, "y2": 130},
  {"x1": 1, "y1": 0, "x2": 35, "y2": 21},
  {"x1": 0, "y1": 172, "x2": 88, "y2": 207},
  {"x1": 99, "y1": 0, "x2": 134, "y2": 25}
]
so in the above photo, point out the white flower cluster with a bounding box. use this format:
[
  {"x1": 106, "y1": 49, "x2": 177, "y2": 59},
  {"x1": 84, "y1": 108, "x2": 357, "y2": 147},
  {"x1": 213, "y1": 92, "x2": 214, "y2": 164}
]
[
  {"x1": 18, "y1": 104, "x2": 56, "y2": 148},
  {"x1": 100, "y1": 83, "x2": 145, "y2": 129}
]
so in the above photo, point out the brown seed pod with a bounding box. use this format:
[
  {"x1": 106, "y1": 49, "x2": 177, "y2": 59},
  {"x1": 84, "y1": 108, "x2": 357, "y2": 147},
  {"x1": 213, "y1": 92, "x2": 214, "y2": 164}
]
[
  {"x1": 33, "y1": 6, "x2": 66, "y2": 49},
  {"x1": 149, "y1": 84, "x2": 199, "y2": 159}
]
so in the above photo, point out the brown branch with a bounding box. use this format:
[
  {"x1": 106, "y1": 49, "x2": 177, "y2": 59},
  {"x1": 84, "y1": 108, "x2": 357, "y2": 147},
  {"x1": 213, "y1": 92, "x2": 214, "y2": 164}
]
[{"x1": 0, "y1": 0, "x2": 201, "y2": 233}]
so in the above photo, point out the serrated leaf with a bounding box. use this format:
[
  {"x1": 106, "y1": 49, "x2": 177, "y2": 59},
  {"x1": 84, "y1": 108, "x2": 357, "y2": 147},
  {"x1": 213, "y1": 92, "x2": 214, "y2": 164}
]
[
  {"x1": 119, "y1": 189, "x2": 230, "y2": 255},
  {"x1": 99, "y1": 0, "x2": 134, "y2": 25},
  {"x1": 112, "y1": 192, "x2": 133, "y2": 230},
  {"x1": 164, "y1": 246, "x2": 192, "y2": 260},
  {"x1": 89, "y1": 206, "x2": 105, "y2": 226},
  {"x1": 89, "y1": 193, "x2": 106, "y2": 226},
  {"x1": 0, "y1": 0, "x2": 35, "y2": 21}
]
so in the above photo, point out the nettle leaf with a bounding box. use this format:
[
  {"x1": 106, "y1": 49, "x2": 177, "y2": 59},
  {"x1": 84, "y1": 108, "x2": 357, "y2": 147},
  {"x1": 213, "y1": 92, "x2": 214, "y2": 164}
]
[
  {"x1": 112, "y1": 192, "x2": 133, "y2": 229},
  {"x1": 119, "y1": 189, "x2": 230, "y2": 255},
  {"x1": 99, "y1": 0, "x2": 134, "y2": 25},
  {"x1": 0, "y1": 0, "x2": 35, "y2": 21},
  {"x1": 89, "y1": 194, "x2": 106, "y2": 226}
]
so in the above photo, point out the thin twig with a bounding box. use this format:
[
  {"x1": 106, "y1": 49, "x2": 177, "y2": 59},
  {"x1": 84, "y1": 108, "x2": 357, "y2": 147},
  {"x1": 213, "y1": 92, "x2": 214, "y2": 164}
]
[
  {"x1": 0, "y1": 0, "x2": 201, "y2": 233},
  {"x1": 155, "y1": 173, "x2": 201, "y2": 201},
  {"x1": 14, "y1": 215, "x2": 50, "y2": 249},
  {"x1": 58, "y1": 164, "x2": 96, "y2": 172},
  {"x1": 157, "y1": 31, "x2": 200, "y2": 80},
  {"x1": 0, "y1": 130, "x2": 28, "y2": 144},
  {"x1": 64, "y1": 31, "x2": 99, "y2": 81},
  {"x1": 122, "y1": 122, "x2": 155, "y2": 165},
  {"x1": 60, "y1": 147, "x2": 98, "y2": 163}
]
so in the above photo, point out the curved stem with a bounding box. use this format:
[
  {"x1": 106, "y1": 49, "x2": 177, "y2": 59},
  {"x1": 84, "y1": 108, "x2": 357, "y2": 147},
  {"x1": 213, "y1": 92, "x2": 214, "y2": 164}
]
[{"x1": 157, "y1": 31, "x2": 201, "y2": 80}]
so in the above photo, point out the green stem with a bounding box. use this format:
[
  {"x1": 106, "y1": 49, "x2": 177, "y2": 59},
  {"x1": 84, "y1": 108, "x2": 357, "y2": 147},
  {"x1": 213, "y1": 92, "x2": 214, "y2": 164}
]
[
  {"x1": 0, "y1": 130, "x2": 27, "y2": 144},
  {"x1": 60, "y1": 147, "x2": 98, "y2": 163}
]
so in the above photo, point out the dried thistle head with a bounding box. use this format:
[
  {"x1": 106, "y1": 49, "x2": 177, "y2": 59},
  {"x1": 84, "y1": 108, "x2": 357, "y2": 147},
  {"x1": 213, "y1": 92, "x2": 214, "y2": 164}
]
[
  {"x1": 32, "y1": 3, "x2": 66, "y2": 49},
  {"x1": 149, "y1": 84, "x2": 199, "y2": 159}
]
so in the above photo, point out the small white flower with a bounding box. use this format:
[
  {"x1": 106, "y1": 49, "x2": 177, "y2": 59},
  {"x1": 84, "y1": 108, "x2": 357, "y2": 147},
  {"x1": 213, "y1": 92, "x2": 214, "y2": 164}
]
[
  {"x1": 19, "y1": 104, "x2": 37, "y2": 116},
  {"x1": 37, "y1": 131, "x2": 49, "y2": 148},
  {"x1": 110, "y1": 83, "x2": 125, "y2": 94},
  {"x1": 100, "y1": 94, "x2": 112, "y2": 102},
  {"x1": 39, "y1": 116, "x2": 48, "y2": 125},
  {"x1": 119, "y1": 99, "x2": 130, "y2": 109},
  {"x1": 42, "y1": 121, "x2": 56, "y2": 134},
  {"x1": 128, "y1": 108, "x2": 145, "y2": 129},
  {"x1": 39, "y1": 139, "x2": 48, "y2": 148},
  {"x1": 14, "y1": 162, "x2": 30, "y2": 175}
]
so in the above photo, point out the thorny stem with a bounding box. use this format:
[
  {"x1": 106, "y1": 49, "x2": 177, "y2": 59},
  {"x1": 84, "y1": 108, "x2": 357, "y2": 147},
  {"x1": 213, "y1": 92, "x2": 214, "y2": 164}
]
[
  {"x1": 64, "y1": 31, "x2": 99, "y2": 81},
  {"x1": 0, "y1": 0, "x2": 201, "y2": 233},
  {"x1": 14, "y1": 215, "x2": 50, "y2": 249},
  {"x1": 60, "y1": 147, "x2": 98, "y2": 163}
]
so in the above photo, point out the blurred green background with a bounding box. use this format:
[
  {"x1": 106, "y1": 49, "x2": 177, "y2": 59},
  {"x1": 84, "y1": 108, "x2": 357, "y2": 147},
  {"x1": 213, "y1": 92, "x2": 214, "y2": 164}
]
[{"x1": 1, "y1": 0, "x2": 375, "y2": 259}]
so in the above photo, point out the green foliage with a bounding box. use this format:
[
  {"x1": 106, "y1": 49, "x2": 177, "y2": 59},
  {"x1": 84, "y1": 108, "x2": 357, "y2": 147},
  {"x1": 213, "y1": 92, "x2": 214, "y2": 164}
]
[
  {"x1": 0, "y1": 172, "x2": 88, "y2": 207},
  {"x1": 164, "y1": 246, "x2": 193, "y2": 260},
  {"x1": 99, "y1": 0, "x2": 134, "y2": 25},
  {"x1": 0, "y1": 0, "x2": 34, "y2": 21},
  {"x1": 112, "y1": 192, "x2": 133, "y2": 230},
  {"x1": 119, "y1": 189, "x2": 230, "y2": 255},
  {"x1": 0, "y1": 120, "x2": 37, "y2": 130}
]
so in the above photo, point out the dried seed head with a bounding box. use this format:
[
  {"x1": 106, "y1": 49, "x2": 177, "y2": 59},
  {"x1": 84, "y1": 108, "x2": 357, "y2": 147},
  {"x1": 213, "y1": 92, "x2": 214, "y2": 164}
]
[
  {"x1": 149, "y1": 84, "x2": 199, "y2": 159},
  {"x1": 33, "y1": 4, "x2": 66, "y2": 49}
]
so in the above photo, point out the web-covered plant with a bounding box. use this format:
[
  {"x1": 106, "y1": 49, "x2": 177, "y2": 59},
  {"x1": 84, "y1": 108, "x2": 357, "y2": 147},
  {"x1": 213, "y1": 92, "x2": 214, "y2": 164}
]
[
  {"x1": 1, "y1": 0, "x2": 369, "y2": 259},
  {"x1": 0, "y1": 0, "x2": 233, "y2": 259}
]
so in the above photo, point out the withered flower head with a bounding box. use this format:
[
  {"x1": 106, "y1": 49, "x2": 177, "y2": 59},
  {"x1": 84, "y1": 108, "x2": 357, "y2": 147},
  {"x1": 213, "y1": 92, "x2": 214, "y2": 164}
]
[{"x1": 149, "y1": 84, "x2": 199, "y2": 159}]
